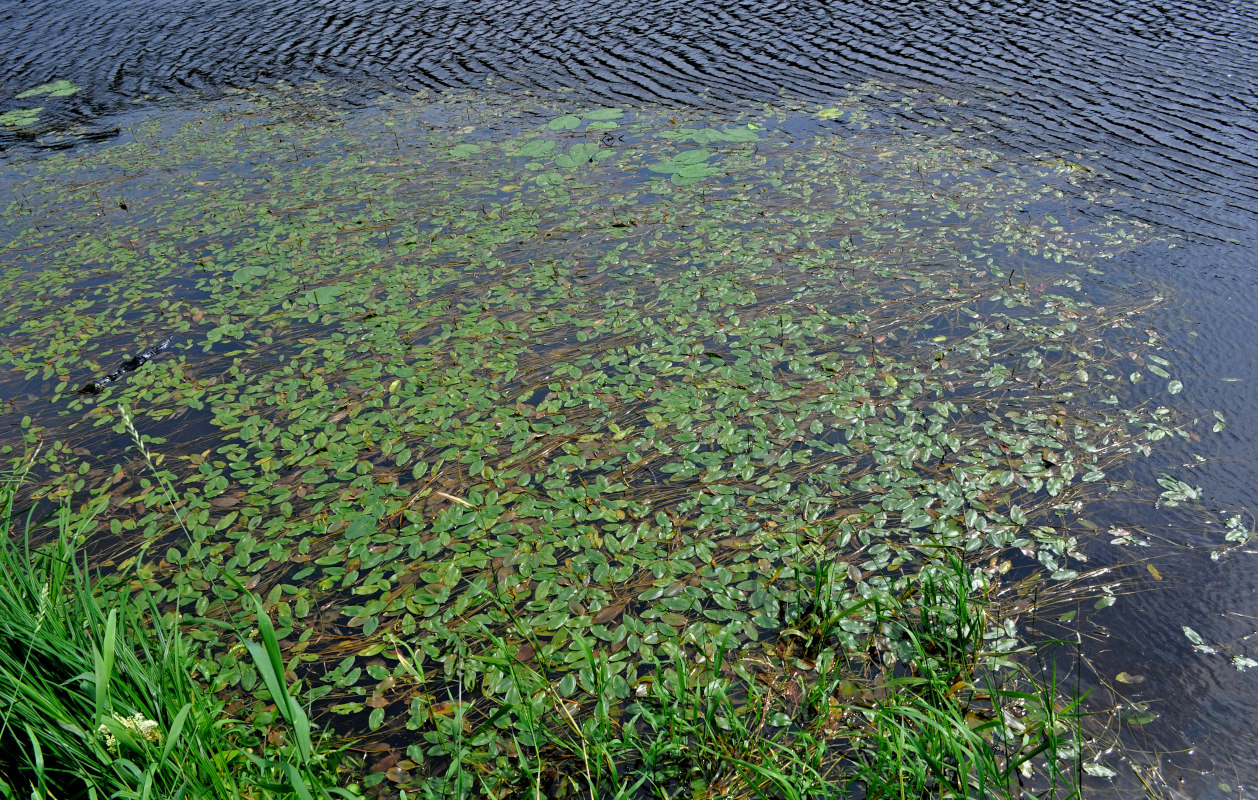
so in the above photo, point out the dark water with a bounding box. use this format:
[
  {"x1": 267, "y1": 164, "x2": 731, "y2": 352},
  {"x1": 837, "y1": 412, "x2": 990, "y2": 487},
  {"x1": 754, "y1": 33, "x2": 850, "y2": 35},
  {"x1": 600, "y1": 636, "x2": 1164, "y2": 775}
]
[{"x1": 5, "y1": 0, "x2": 1258, "y2": 796}]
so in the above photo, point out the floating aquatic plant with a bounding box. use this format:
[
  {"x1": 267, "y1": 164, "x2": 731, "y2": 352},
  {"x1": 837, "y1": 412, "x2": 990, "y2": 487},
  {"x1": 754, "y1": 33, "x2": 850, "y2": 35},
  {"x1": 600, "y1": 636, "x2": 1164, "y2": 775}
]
[
  {"x1": 15, "y1": 79, "x2": 81, "y2": 99},
  {"x1": 0, "y1": 107, "x2": 41, "y2": 127},
  {"x1": 0, "y1": 82, "x2": 1208, "y2": 795}
]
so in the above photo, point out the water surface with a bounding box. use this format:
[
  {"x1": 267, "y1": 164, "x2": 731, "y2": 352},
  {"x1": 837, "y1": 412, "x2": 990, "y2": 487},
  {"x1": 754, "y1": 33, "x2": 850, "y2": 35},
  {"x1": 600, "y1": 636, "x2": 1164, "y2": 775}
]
[{"x1": 4, "y1": 1, "x2": 1258, "y2": 797}]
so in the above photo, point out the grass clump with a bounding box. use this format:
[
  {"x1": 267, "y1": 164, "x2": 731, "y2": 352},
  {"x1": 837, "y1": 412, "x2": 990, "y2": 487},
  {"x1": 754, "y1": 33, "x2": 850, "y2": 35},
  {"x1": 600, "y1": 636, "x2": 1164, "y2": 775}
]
[
  {"x1": 408, "y1": 555, "x2": 1083, "y2": 800},
  {"x1": 0, "y1": 463, "x2": 358, "y2": 800}
]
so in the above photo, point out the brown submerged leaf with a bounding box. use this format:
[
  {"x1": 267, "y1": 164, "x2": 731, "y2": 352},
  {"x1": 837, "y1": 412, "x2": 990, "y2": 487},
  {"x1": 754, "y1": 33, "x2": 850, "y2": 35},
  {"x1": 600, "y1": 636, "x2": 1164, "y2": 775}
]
[{"x1": 592, "y1": 601, "x2": 625, "y2": 625}]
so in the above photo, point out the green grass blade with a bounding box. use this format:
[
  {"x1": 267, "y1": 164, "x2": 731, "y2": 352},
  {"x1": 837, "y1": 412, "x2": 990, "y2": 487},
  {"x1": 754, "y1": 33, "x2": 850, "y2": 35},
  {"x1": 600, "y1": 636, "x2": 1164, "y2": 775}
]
[
  {"x1": 279, "y1": 763, "x2": 317, "y2": 800},
  {"x1": 289, "y1": 701, "x2": 313, "y2": 765},
  {"x1": 244, "y1": 639, "x2": 289, "y2": 718},
  {"x1": 160, "y1": 703, "x2": 192, "y2": 763},
  {"x1": 94, "y1": 609, "x2": 119, "y2": 724},
  {"x1": 23, "y1": 724, "x2": 45, "y2": 787}
]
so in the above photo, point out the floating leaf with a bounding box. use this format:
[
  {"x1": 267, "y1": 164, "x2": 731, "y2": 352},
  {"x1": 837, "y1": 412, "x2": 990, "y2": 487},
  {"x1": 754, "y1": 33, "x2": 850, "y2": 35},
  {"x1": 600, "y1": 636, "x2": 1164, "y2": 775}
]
[
  {"x1": 0, "y1": 108, "x2": 41, "y2": 127},
  {"x1": 1121, "y1": 707, "x2": 1158, "y2": 726},
  {"x1": 512, "y1": 139, "x2": 556, "y2": 159},
  {"x1": 581, "y1": 108, "x2": 624, "y2": 121},
  {"x1": 659, "y1": 126, "x2": 759, "y2": 143},
  {"x1": 307, "y1": 286, "x2": 343, "y2": 306},
  {"x1": 16, "y1": 79, "x2": 80, "y2": 98},
  {"x1": 1083, "y1": 763, "x2": 1117, "y2": 778},
  {"x1": 386, "y1": 766, "x2": 412, "y2": 783},
  {"x1": 1183, "y1": 626, "x2": 1216, "y2": 653},
  {"x1": 345, "y1": 514, "x2": 377, "y2": 540},
  {"x1": 232, "y1": 265, "x2": 268, "y2": 284}
]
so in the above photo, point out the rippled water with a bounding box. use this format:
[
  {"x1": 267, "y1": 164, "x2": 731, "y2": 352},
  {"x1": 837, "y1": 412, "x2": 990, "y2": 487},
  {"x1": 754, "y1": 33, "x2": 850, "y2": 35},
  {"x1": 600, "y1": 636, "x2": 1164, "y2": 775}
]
[
  {"x1": 5, "y1": 0, "x2": 1258, "y2": 258},
  {"x1": 4, "y1": 0, "x2": 1258, "y2": 796}
]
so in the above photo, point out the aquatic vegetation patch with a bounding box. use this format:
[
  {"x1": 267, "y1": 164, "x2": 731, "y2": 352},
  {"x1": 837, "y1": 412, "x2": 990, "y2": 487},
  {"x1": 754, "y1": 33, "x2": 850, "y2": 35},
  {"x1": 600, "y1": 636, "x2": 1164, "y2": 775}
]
[
  {"x1": 0, "y1": 80, "x2": 80, "y2": 134},
  {"x1": 0, "y1": 465, "x2": 355, "y2": 799},
  {"x1": 0, "y1": 83, "x2": 1206, "y2": 795},
  {"x1": 15, "y1": 79, "x2": 81, "y2": 99},
  {"x1": 0, "y1": 107, "x2": 42, "y2": 127}
]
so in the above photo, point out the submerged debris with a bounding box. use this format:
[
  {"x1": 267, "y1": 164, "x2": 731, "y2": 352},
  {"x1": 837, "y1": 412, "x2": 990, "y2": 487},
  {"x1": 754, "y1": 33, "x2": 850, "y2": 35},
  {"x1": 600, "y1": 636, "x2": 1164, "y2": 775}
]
[{"x1": 77, "y1": 336, "x2": 174, "y2": 394}]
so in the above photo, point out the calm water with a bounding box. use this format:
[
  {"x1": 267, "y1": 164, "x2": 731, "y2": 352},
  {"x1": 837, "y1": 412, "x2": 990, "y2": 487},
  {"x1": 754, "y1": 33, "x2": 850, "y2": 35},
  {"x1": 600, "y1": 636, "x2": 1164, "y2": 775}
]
[{"x1": 4, "y1": 0, "x2": 1258, "y2": 796}]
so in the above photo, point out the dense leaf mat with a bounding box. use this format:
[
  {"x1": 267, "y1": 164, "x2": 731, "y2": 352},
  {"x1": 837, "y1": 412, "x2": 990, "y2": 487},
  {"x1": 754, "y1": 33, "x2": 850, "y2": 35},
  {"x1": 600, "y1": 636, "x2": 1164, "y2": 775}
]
[{"x1": 0, "y1": 83, "x2": 1201, "y2": 794}]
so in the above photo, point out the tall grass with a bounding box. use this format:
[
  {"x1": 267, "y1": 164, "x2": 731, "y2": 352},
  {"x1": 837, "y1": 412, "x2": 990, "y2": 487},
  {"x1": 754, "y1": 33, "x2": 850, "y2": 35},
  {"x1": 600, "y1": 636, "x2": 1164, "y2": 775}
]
[
  {"x1": 0, "y1": 408, "x2": 1088, "y2": 800},
  {"x1": 0, "y1": 464, "x2": 356, "y2": 800},
  {"x1": 411, "y1": 556, "x2": 1085, "y2": 800}
]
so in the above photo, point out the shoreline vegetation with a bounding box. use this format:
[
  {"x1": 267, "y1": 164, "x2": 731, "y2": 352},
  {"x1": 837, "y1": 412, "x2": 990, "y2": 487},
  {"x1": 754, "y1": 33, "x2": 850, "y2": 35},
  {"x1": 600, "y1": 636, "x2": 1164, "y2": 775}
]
[
  {"x1": 0, "y1": 83, "x2": 1227, "y2": 798},
  {"x1": 0, "y1": 458, "x2": 353, "y2": 800}
]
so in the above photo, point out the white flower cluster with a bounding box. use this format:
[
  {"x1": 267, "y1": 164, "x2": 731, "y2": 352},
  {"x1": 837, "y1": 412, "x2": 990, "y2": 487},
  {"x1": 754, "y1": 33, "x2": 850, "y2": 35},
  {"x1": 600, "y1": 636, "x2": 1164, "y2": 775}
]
[{"x1": 96, "y1": 712, "x2": 162, "y2": 755}]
